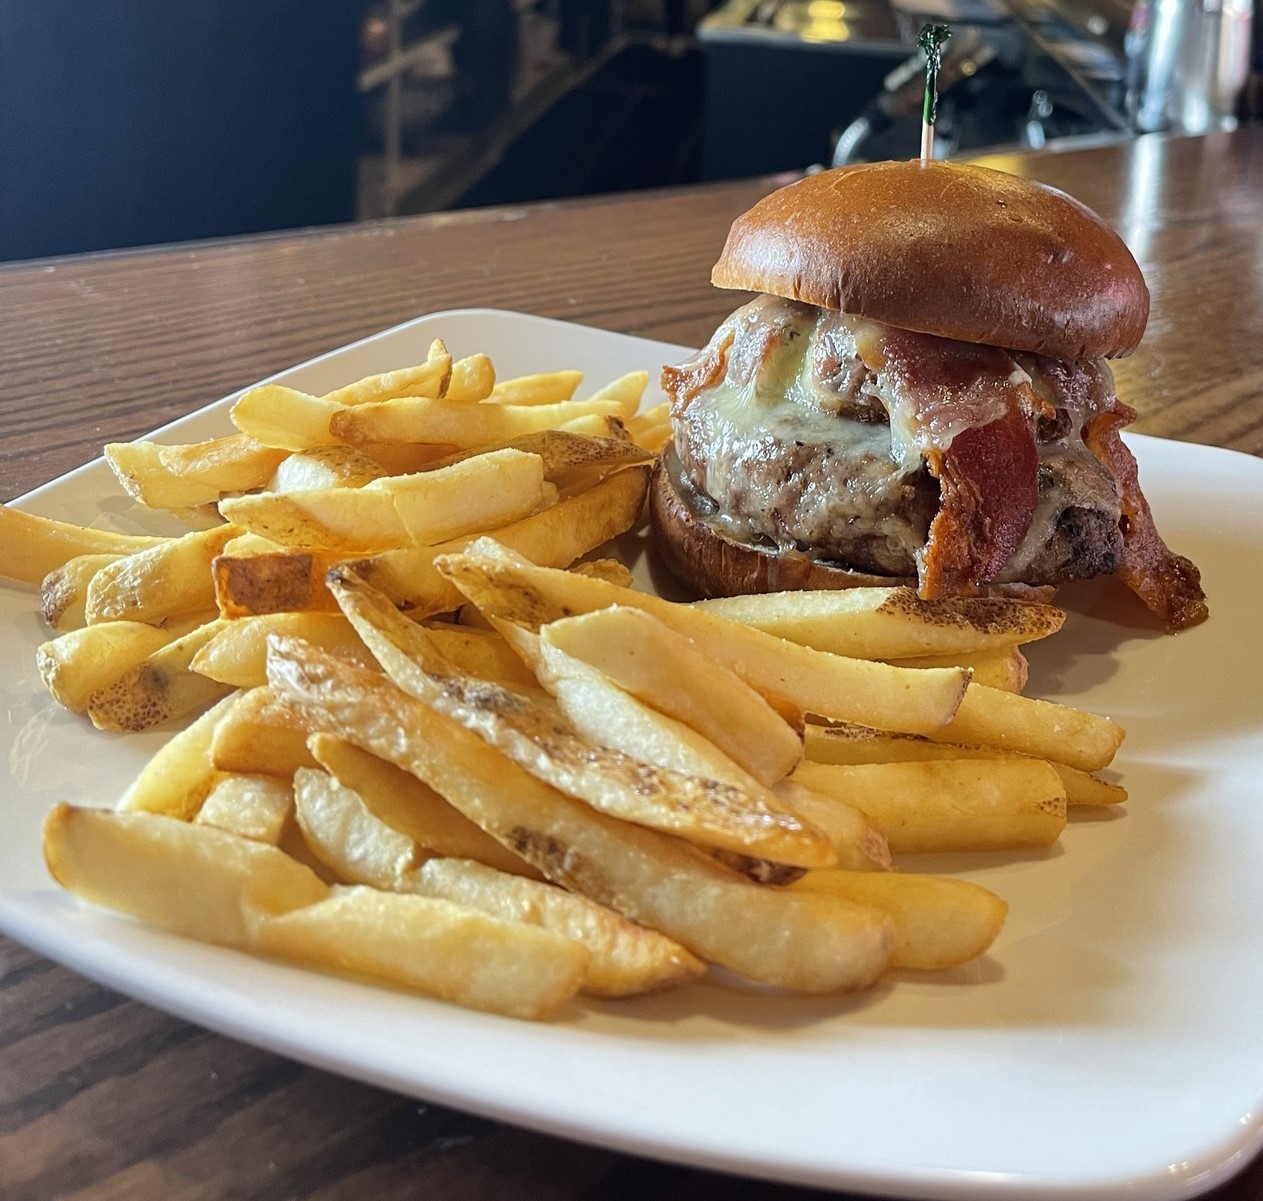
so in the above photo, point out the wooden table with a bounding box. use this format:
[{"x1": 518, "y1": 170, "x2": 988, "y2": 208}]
[{"x1": 2, "y1": 128, "x2": 1261, "y2": 1201}]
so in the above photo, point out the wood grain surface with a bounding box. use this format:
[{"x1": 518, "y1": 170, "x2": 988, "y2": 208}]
[{"x1": 2, "y1": 127, "x2": 1261, "y2": 1201}]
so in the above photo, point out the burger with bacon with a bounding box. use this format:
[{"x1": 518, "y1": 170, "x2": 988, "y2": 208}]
[{"x1": 651, "y1": 160, "x2": 1207, "y2": 630}]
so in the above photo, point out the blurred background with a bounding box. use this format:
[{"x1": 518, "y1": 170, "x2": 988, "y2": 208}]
[{"x1": 1, "y1": 0, "x2": 1259, "y2": 262}]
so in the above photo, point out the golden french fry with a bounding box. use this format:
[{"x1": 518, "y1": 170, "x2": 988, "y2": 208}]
[
  {"x1": 191, "y1": 612, "x2": 373, "y2": 688},
  {"x1": 581, "y1": 371, "x2": 648, "y2": 419},
  {"x1": 248, "y1": 885, "x2": 588, "y2": 1020},
  {"x1": 269, "y1": 446, "x2": 385, "y2": 492},
  {"x1": 345, "y1": 465, "x2": 649, "y2": 618},
  {"x1": 39, "y1": 553, "x2": 123, "y2": 631},
  {"x1": 323, "y1": 356, "x2": 450, "y2": 406},
  {"x1": 117, "y1": 693, "x2": 239, "y2": 818},
  {"x1": 105, "y1": 435, "x2": 288, "y2": 509},
  {"x1": 84, "y1": 524, "x2": 237, "y2": 625},
  {"x1": 330, "y1": 396, "x2": 623, "y2": 449},
  {"x1": 444, "y1": 353, "x2": 496, "y2": 402},
  {"x1": 937, "y1": 684, "x2": 1125, "y2": 773},
  {"x1": 37, "y1": 621, "x2": 174, "y2": 714},
  {"x1": 792, "y1": 759, "x2": 1067, "y2": 853},
  {"x1": 802, "y1": 723, "x2": 1126, "y2": 807},
  {"x1": 435, "y1": 541, "x2": 969, "y2": 736},
  {"x1": 307, "y1": 734, "x2": 538, "y2": 876},
  {"x1": 888, "y1": 646, "x2": 1029, "y2": 693},
  {"x1": 419, "y1": 430, "x2": 650, "y2": 484},
  {"x1": 414, "y1": 858, "x2": 705, "y2": 997},
  {"x1": 210, "y1": 686, "x2": 318, "y2": 777},
  {"x1": 540, "y1": 606, "x2": 803, "y2": 787},
  {"x1": 0, "y1": 503, "x2": 164, "y2": 585},
  {"x1": 212, "y1": 548, "x2": 341, "y2": 617},
  {"x1": 415, "y1": 624, "x2": 544, "y2": 693},
  {"x1": 792, "y1": 870, "x2": 1007, "y2": 970},
  {"x1": 44, "y1": 804, "x2": 328, "y2": 945},
  {"x1": 369, "y1": 449, "x2": 549, "y2": 544},
  {"x1": 292, "y1": 766, "x2": 423, "y2": 885},
  {"x1": 352, "y1": 441, "x2": 460, "y2": 475},
  {"x1": 218, "y1": 487, "x2": 406, "y2": 552},
  {"x1": 195, "y1": 774, "x2": 293, "y2": 845},
  {"x1": 230, "y1": 385, "x2": 344, "y2": 452},
  {"x1": 631, "y1": 423, "x2": 671, "y2": 454},
  {"x1": 487, "y1": 370, "x2": 582, "y2": 406},
  {"x1": 86, "y1": 620, "x2": 232, "y2": 732},
  {"x1": 694, "y1": 587, "x2": 1066, "y2": 659},
  {"x1": 568, "y1": 558, "x2": 634, "y2": 588},
  {"x1": 625, "y1": 401, "x2": 669, "y2": 437},
  {"x1": 267, "y1": 640, "x2": 894, "y2": 992},
  {"x1": 330, "y1": 573, "x2": 835, "y2": 869}
]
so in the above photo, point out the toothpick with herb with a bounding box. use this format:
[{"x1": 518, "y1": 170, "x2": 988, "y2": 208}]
[{"x1": 919, "y1": 23, "x2": 952, "y2": 162}]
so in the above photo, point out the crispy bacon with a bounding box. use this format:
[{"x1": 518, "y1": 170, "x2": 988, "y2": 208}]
[
  {"x1": 920, "y1": 406, "x2": 1040, "y2": 596},
  {"x1": 1083, "y1": 406, "x2": 1208, "y2": 630},
  {"x1": 864, "y1": 329, "x2": 1044, "y2": 596}
]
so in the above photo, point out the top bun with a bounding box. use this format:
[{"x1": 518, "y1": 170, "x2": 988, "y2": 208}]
[{"x1": 711, "y1": 160, "x2": 1149, "y2": 361}]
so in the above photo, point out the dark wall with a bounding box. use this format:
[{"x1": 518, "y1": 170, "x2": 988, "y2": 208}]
[{"x1": 0, "y1": 2, "x2": 362, "y2": 262}]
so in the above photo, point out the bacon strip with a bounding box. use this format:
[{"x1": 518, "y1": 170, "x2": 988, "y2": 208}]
[
  {"x1": 867, "y1": 329, "x2": 1044, "y2": 597},
  {"x1": 920, "y1": 406, "x2": 1040, "y2": 597},
  {"x1": 1083, "y1": 406, "x2": 1208, "y2": 630}
]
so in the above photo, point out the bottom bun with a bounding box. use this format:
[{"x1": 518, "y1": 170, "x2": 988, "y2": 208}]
[{"x1": 648, "y1": 446, "x2": 914, "y2": 598}]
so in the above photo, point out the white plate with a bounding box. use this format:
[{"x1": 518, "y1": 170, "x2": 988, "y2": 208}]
[{"x1": 4, "y1": 309, "x2": 1263, "y2": 1201}]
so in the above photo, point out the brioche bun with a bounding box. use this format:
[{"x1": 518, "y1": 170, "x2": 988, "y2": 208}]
[{"x1": 710, "y1": 160, "x2": 1149, "y2": 361}]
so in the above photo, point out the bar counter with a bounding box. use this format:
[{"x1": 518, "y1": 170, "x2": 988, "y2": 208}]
[{"x1": 2, "y1": 127, "x2": 1261, "y2": 1201}]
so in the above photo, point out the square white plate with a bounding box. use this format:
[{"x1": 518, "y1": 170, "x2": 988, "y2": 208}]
[{"x1": 4, "y1": 309, "x2": 1263, "y2": 1201}]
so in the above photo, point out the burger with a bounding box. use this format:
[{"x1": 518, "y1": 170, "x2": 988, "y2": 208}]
[{"x1": 651, "y1": 160, "x2": 1208, "y2": 630}]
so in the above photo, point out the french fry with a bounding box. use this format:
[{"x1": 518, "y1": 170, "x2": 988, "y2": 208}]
[
  {"x1": 84, "y1": 524, "x2": 237, "y2": 625},
  {"x1": 292, "y1": 766, "x2": 423, "y2": 885},
  {"x1": 104, "y1": 434, "x2": 288, "y2": 509},
  {"x1": 213, "y1": 548, "x2": 342, "y2": 617},
  {"x1": 267, "y1": 640, "x2": 894, "y2": 992},
  {"x1": 330, "y1": 396, "x2": 624, "y2": 449},
  {"x1": 519, "y1": 627, "x2": 883, "y2": 870},
  {"x1": 693, "y1": 587, "x2": 1066, "y2": 659},
  {"x1": 487, "y1": 370, "x2": 582, "y2": 406},
  {"x1": 39, "y1": 553, "x2": 123, "y2": 631},
  {"x1": 414, "y1": 858, "x2": 705, "y2": 997},
  {"x1": 568, "y1": 558, "x2": 634, "y2": 588},
  {"x1": 792, "y1": 870, "x2": 1007, "y2": 970},
  {"x1": 44, "y1": 804, "x2": 328, "y2": 945},
  {"x1": 248, "y1": 885, "x2": 588, "y2": 1020},
  {"x1": 323, "y1": 356, "x2": 450, "y2": 406},
  {"x1": 230, "y1": 385, "x2": 344, "y2": 452},
  {"x1": 269, "y1": 446, "x2": 385, "y2": 492},
  {"x1": 37, "y1": 621, "x2": 174, "y2": 714},
  {"x1": 191, "y1": 612, "x2": 374, "y2": 688},
  {"x1": 195, "y1": 774, "x2": 293, "y2": 845},
  {"x1": 345, "y1": 465, "x2": 649, "y2": 618},
  {"x1": 540, "y1": 606, "x2": 803, "y2": 787},
  {"x1": 415, "y1": 624, "x2": 544, "y2": 693},
  {"x1": 218, "y1": 488, "x2": 406, "y2": 552},
  {"x1": 117, "y1": 693, "x2": 239, "y2": 818},
  {"x1": 368, "y1": 449, "x2": 549, "y2": 544},
  {"x1": 936, "y1": 684, "x2": 1125, "y2": 773},
  {"x1": 625, "y1": 401, "x2": 668, "y2": 438},
  {"x1": 580, "y1": 371, "x2": 648, "y2": 419},
  {"x1": 307, "y1": 734, "x2": 538, "y2": 876},
  {"x1": 802, "y1": 723, "x2": 1127, "y2": 807},
  {"x1": 444, "y1": 353, "x2": 496, "y2": 402},
  {"x1": 86, "y1": 620, "x2": 233, "y2": 732},
  {"x1": 792, "y1": 759, "x2": 1067, "y2": 853},
  {"x1": 210, "y1": 687, "x2": 318, "y2": 777},
  {"x1": 888, "y1": 646, "x2": 1029, "y2": 693},
  {"x1": 329, "y1": 573, "x2": 835, "y2": 869},
  {"x1": 418, "y1": 430, "x2": 650, "y2": 484},
  {"x1": 0, "y1": 503, "x2": 164, "y2": 585},
  {"x1": 435, "y1": 541, "x2": 969, "y2": 736}
]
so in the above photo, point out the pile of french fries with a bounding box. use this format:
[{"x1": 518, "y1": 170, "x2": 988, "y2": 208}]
[{"x1": 3, "y1": 340, "x2": 1126, "y2": 1020}]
